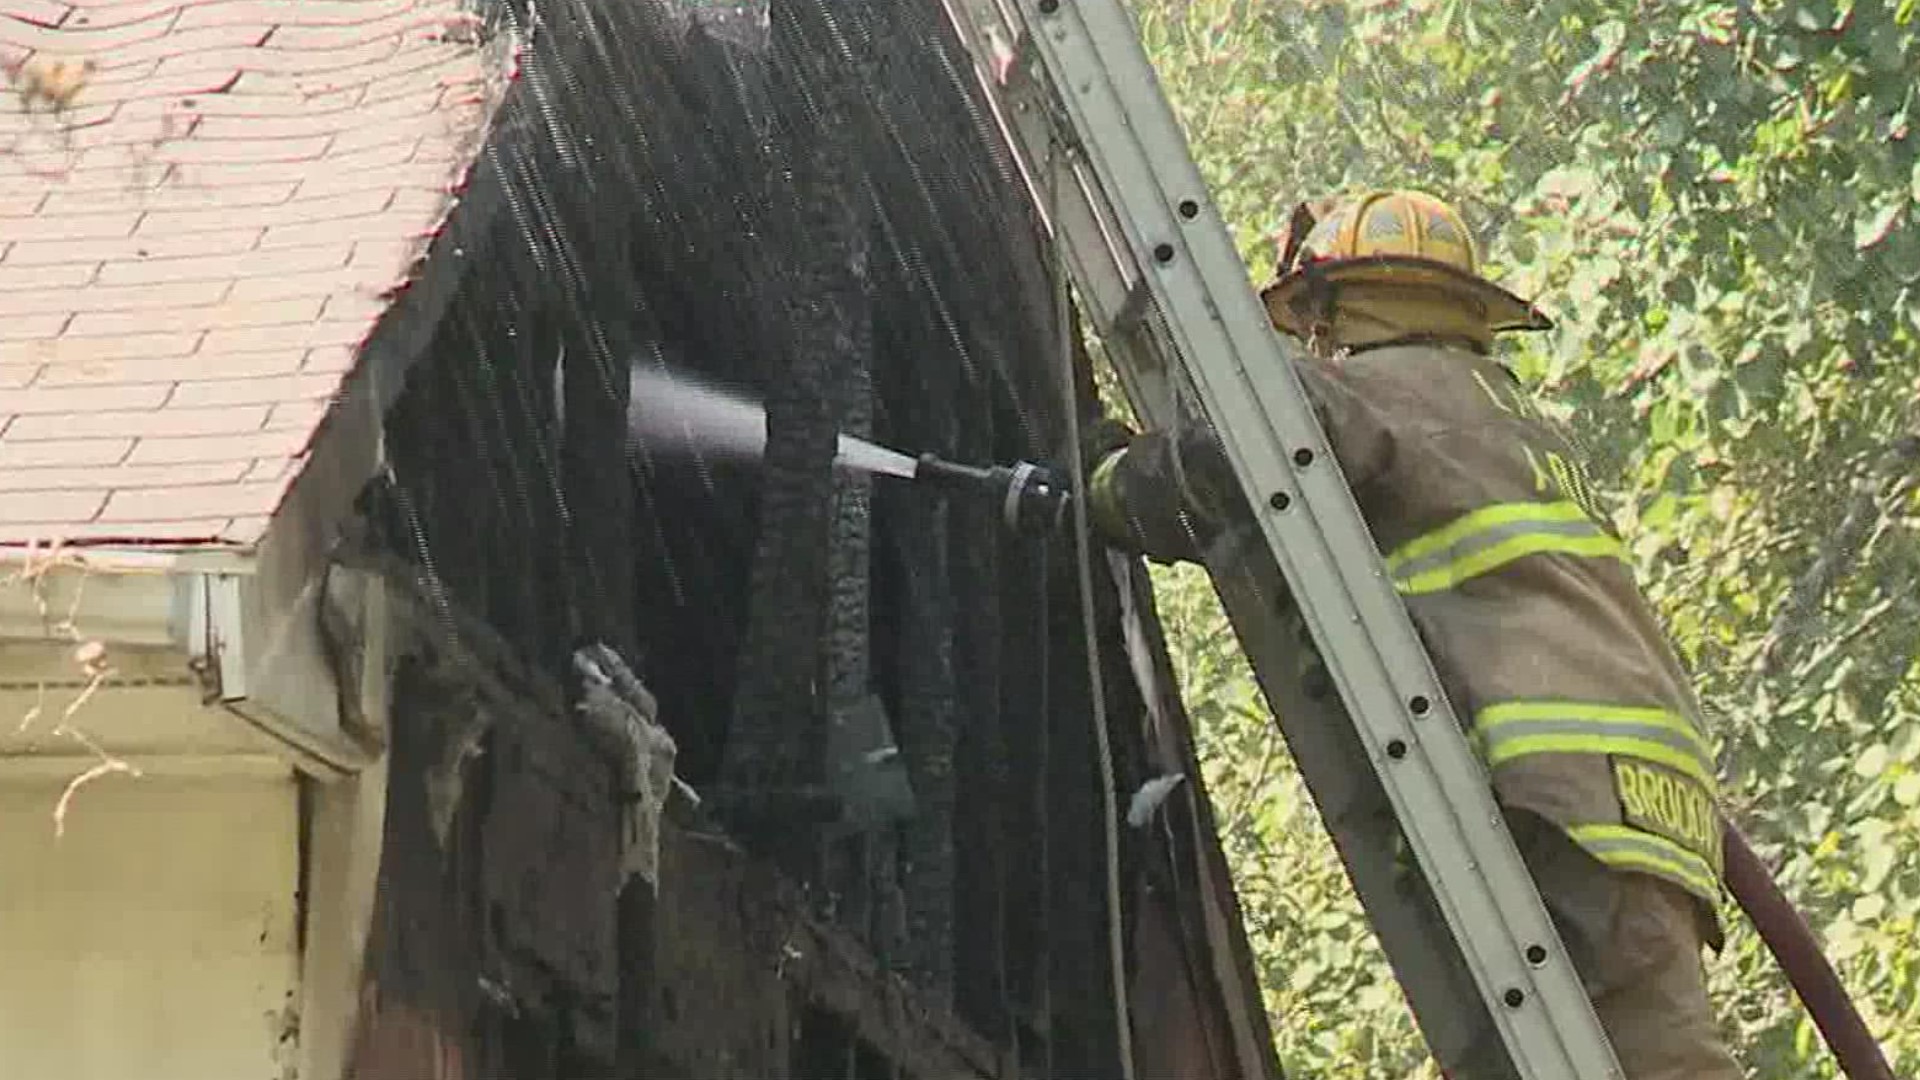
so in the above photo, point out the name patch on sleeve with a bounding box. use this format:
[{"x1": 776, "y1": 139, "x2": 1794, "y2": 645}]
[{"x1": 1611, "y1": 756, "x2": 1723, "y2": 878}]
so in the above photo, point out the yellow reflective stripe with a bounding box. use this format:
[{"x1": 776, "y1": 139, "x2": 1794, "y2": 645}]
[
  {"x1": 1406, "y1": 531, "x2": 1624, "y2": 595},
  {"x1": 1088, "y1": 448, "x2": 1126, "y2": 502},
  {"x1": 1389, "y1": 501, "x2": 1590, "y2": 566},
  {"x1": 1385, "y1": 500, "x2": 1624, "y2": 595},
  {"x1": 1488, "y1": 733, "x2": 1714, "y2": 789},
  {"x1": 1087, "y1": 449, "x2": 1131, "y2": 537},
  {"x1": 1568, "y1": 823, "x2": 1721, "y2": 901},
  {"x1": 1476, "y1": 701, "x2": 1716, "y2": 789}
]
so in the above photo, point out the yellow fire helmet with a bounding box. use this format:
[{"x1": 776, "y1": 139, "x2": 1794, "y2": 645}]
[{"x1": 1259, "y1": 189, "x2": 1553, "y2": 344}]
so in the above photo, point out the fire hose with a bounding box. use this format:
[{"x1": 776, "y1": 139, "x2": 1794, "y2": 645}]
[
  {"x1": 1724, "y1": 820, "x2": 1894, "y2": 1080},
  {"x1": 910, "y1": 452, "x2": 1073, "y2": 534}
]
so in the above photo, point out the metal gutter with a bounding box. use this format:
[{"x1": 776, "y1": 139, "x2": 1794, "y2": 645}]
[
  {"x1": 0, "y1": 546, "x2": 217, "y2": 650},
  {"x1": 0, "y1": 547, "x2": 385, "y2": 782}
]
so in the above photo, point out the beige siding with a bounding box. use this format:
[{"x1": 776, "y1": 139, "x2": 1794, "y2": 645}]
[{"x1": 0, "y1": 770, "x2": 301, "y2": 1080}]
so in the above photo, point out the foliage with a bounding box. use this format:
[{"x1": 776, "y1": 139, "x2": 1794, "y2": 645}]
[{"x1": 1130, "y1": 0, "x2": 1920, "y2": 1076}]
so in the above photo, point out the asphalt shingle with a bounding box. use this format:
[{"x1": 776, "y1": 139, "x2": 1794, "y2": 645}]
[{"x1": 0, "y1": 0, "x2": 502, "y2": 546}]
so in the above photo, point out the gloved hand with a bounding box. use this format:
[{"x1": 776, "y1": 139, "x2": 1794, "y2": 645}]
[
  {"x1": 1081, "y1": 416, "x2": 1243, "y2": 565},
  {"x1": 1166, "y1": 422, "x2": 1241, "y2": 525},
  {"x1": 1076, "y1": 414, "x2": 1138, "y2": 479}
]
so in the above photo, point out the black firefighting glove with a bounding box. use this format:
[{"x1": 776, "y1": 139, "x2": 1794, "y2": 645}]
[
  {"x1": 1080, "y1": 417, "x2": 1241, "y2": 565},
  {"x1": 1077, "y1": 414, "x2": 1136, "y2": 472}
]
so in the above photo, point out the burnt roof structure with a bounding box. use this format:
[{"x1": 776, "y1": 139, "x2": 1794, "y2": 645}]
[{"x1": 3, "y1": 2, "x2": 1279, "y2": 1077}]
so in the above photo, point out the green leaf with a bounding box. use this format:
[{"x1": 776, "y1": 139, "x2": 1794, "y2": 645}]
[
  {"x1": 1862, "y1": 830, "x2": 1899, "y2": 892},
  {"x1": 1855, "y1": 197, "x2": 1906, "y2": 250},
  {"x1": 1894, "y1": 773, "x2": 1920, "y2": 808},
  {"x1": 1828, "y1": 916, "x2": 1865, "y2": 960},
  {"x1": 1855, "y1": 894, "x2": 1888, "y2": 922},
  {"x1": 1857, "y1": 743, "x2": 1891, "y2": 779}
]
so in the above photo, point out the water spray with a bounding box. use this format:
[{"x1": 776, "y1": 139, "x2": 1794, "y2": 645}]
[{"x1": 627, "y1": 365, "x2": 1073, "y2": 535}]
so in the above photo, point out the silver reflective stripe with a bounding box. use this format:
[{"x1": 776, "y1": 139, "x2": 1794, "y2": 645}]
[
  {"x1": 1567, "y1": 824, "x2": 1720, "y2": 901},
  {"x1": 1388, "y1": 503, "x2": 1623, "y2": 596},
  {"x1": 1476, "y1": 704, "x2": 1716, "y2": 788},
  {"x1": 1391, "y1": 515, "x2": 1601, "y2": 583}
]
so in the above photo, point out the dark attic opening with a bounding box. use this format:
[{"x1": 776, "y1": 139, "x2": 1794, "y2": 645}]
[{"x1": 322, "y1": 1, "x2": 1277, "y2": 1077}]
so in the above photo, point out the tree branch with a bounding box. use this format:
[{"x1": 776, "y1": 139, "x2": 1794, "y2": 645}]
[
  {"x1": 1219, "y1": 725, "x2": 1280, "y2": 841},
  {"x1": 1745, "y1": 429, "x2": 1920, "y2": 694}
]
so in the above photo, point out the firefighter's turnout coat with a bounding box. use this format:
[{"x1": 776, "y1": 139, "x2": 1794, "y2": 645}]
[{"x1": 1087, "y1": 341, "x2": 1725, "y2": 942}]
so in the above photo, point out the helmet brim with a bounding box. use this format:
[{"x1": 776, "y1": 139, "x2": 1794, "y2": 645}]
[{"x1": 1260, "y1": 256, "x2": 1554, "y2": 339}]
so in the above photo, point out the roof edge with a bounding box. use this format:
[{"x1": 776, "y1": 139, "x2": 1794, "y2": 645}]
[
  {"x1": 0, "y1": 544, "x2": 256, "y2": 577},
  {"x1": 0, "y1": 553, "x2": 207, "y2": 650},
  {"x1": 253, "y1": 27, "x2": 523, "y2": 573},
  {"x1": 0, "y1": 549, "x2": 382, "y2": 781}
]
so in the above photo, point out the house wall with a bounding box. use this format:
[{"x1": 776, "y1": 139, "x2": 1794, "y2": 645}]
[
  {"x1": 366, "y1": 0, "x2": 1126, "y2": 1066},
  {"x1": 0, "y1": 769, "x2": 301, "y2": 1080},
  {"x1": 0, "y1": 627, "x2": 381, "y2": 1080},
  {"x1": 325, "y1": 1, "x2": 1276, "y2": 1078}
]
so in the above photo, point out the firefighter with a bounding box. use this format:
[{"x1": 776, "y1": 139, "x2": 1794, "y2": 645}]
[{"x1": 1081, "y1": 190, "x2": 1742, "y2": 1080}]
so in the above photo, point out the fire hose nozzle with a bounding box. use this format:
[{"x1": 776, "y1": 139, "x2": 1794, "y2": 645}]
[{"x1": 914, "y1": 453, "x2": 1072, "y2": 535}]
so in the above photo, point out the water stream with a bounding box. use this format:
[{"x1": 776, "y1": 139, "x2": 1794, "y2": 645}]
[{"x1": 626, "y1": 364, "x2": 920, "y2": 479}]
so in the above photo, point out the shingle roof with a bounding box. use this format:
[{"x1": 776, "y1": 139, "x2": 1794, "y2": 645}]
[{"x1": 1, "y1": 0, "x2": 502, "y2": 546}]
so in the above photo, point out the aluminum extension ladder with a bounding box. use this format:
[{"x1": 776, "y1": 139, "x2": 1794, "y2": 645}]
[{"x1": 935, "y1": 1, "x2": 1625, "y2": 1076}]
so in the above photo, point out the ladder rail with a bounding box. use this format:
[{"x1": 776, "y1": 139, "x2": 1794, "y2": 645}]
[{"x1": 937, "y1": 1, "x2": 1626, "y2": 1076}]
